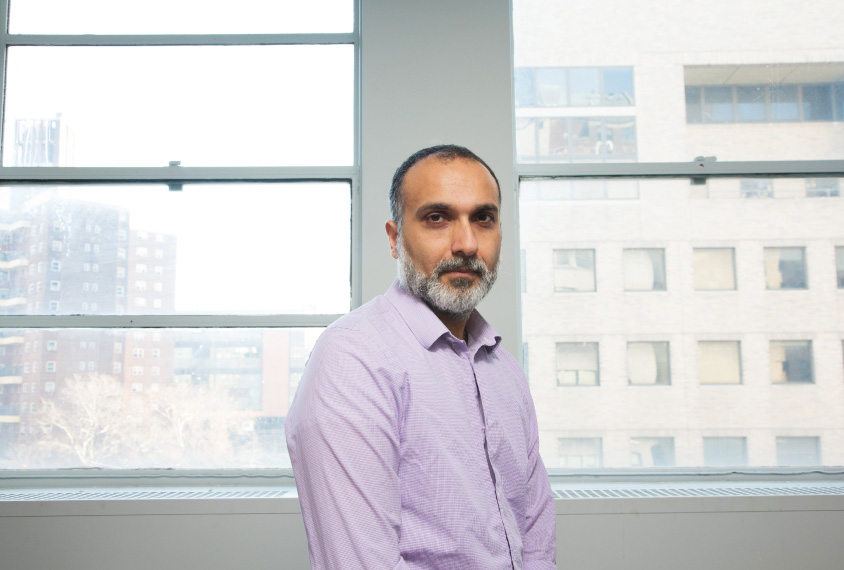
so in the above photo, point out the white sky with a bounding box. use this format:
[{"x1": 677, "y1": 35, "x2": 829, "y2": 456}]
[{"x1": 1, "y1": 8, "x2": 355, "y2": 314}]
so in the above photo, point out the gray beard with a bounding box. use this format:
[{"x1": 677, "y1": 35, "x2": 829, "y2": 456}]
[{"x1": 396, "y1": 235, "x2": 499, "y2": 322}]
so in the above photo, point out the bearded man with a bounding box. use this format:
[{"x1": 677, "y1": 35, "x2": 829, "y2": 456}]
[{"x1": 285, "y1": 145, "x2": 556, "y2": 570}]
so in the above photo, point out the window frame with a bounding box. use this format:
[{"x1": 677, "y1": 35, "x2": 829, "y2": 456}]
[{"x1": 0, "y1": 0, "x2": 362, "y2": 480}]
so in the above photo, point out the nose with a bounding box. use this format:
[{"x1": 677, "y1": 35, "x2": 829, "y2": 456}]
[{"x1": 451, "y1": 218, "x2": 479, "y2": 257}]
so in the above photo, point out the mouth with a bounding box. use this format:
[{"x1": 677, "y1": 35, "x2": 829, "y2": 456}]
[{"x1": 441, "y1": 267, "x2": 477, "y2": 279}]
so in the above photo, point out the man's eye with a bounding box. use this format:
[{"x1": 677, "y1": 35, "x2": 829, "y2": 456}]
[
  {"x1": 427, "y1": 214, "x2": 444, "y2": 222},
  {"x1": 477, "y1": 213, "x2": 495, "y2": 223}
]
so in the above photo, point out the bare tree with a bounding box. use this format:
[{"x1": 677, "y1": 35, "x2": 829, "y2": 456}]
[{"x1": 34, "y1": 374, "x2": 132, "y2": 468}]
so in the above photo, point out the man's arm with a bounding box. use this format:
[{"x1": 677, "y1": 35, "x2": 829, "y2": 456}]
[
  {"x1": 520, "y1": 381, "x2": 557, "y2": 570},
  {"x1": 285, "y1": 327, "x2": 407, "y2": 570}
]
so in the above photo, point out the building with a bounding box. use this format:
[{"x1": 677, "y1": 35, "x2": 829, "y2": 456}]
[{"x1": 515, "y1": 0, "x2": 844, "y2": 469}]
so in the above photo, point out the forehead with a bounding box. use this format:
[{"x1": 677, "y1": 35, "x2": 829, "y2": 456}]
[{"x1": 402, "y1": 156, "x2": 499, "y2": 210}]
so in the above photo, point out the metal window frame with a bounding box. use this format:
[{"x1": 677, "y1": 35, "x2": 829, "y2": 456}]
[{"x1": 0, "y1": 1, "x2": 363, "y2": 330}]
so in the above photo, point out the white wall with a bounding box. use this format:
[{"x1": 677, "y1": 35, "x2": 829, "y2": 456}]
[{"x1": 360, "y1": 0, "x2": 520, "y2": 356}]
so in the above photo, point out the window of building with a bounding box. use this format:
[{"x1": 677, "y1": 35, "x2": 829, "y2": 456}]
[
  {"x1": 132, "y1": 366, "x2": 144, "y2": 376},
  {"x1": 698, "y1": 341, "x2": 742, "y2": 384},
  {"x1": 113, "y1": 362, "x2": 122, "y2": 374},
  {"x1": 837, "y1": 247, "x2": 844, "y2": 288},
  {"x1": 133, "y1": 348, "x2": 144, "y2": 358},
  {"x1": 49, "y1": 280, "x2": 60, "y2": 291},
  {"x1": 630, "y1": 437, "x2": 675, "y2": 467},
  {"x1": 740, "y1": 179, "x2": 773, "y2": 198},
  {"x1": 556, "y1": 342, "x2": 599, "y2": 386},
  {"x1": 703, "y1": 437, "x2": 747, "y2": 467},
  {"x1": 771, "y1": 340, "x2": 814, "y2": 384},
  {"x1": 50, "y1": 260, "x2": 60, "y2": 271},
  {"x1": 693, "y1": 248, "x2": 736, "y2": 290},
  {"x1": 806, "y1": 178, "x2": 840, "y2": 197},
  {"x1": 553, "y1": 249, "x2": 595, "y2": 292},
  {"x1": 558, "y1": 437, "x2": 602, "y2": 468},
  {"x1": 776, "y1": 436, "x2": 821, "y2": 466},
  {"x1": 627, "y1": 341, "x2": 671, "y2": 385},
  {"x1": 151, "y1": 366, "x2": 160, "y2": 376},
  {"x1": 623, "y1": 248, "x2": 666, "y2": 291},
  {"x1": 765, "y1": 247, "x2": 807, "y2": 289},
  {"x1": 46, "y1": 341, "x2": 57, "y2": 351}
]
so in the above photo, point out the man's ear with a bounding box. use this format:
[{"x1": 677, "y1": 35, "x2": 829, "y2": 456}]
[{"x1": 385, "y1": 220, "x2": 399, "y2": 259}]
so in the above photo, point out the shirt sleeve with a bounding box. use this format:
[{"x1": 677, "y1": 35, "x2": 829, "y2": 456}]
[
  {"x1": 520, "y1": 375, "x2": 557, "y2": 569},
  {"x1": 285, "y1": 326, "x2": 406, "y2": 570}
]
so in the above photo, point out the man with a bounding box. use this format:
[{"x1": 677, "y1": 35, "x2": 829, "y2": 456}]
[{"x1": 285, "y1": 145, "x2": 556, "y2": 570}]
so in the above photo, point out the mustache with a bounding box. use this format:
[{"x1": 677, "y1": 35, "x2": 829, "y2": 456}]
[{"x1": 433, "y1": 256, "x2": 489, "y2": 278}]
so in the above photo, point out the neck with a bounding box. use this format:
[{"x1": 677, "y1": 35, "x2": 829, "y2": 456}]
[{"x1": 435, "y1": 311, "x2": 470, "y2": 342}]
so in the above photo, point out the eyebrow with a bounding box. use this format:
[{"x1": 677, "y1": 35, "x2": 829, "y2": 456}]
[{"x1": 415, "y1": 202, "x2": 500, "y2": 216}]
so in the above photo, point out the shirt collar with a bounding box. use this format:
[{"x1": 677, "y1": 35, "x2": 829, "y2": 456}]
[{"x1": 385, "y1": 279, "x2": 502, "y2": 353}]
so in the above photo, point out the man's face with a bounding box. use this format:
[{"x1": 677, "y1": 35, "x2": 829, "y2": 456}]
[{"x1": 386, "y1": 156, "x2": 502, "y2": 319}]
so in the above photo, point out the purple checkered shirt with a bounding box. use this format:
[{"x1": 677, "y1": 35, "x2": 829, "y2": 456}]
[{"x1": 285, "y1": 280, "x2": 556, "y2": 570}]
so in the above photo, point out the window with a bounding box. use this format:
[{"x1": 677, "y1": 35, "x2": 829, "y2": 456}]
[
  {"x1": 698, "y1": 341, "x2": 742, "y2": 385},
  {"x1": 132, "y1": 366, "x2": 144, "y2": 376},
  {"x1": 556, "y1": 342, "x2": 599, "y2": 386},
  {"x1": 693, "y1": 248, "x2": 736, "y2": 290},
  {"x1": 151, "y1": 348, "x2": 160, "y2": 358},
  {"x1": 685, "y1": 70, "x2": 844, "y2": 124},
  {"x1": 806, "y1": 178, "x2": 840, "y2": 197},
  {"x1": 838, "y1": 247, "x2": 844, "y2": 288},
  {"x1": 133, "y1": 348, "x2": 144, "y2": 358},
  {"x1": 771, "y1": 340, "x2": 814, "y2": 384},
  {"x1": 623, "y1": 248, "x2": 666, "y2": 291},
  {"x1": 627, "y1": 342, "x2": 670, "y2": 385},
  {"x1": 776, "y1": 436, "x2": 821, "y2": 466},
  {"x1": 0, "y1": 0, "x2": 354, "y2": 472},
  {"x1": 765, "y1": 247, "x2": 807, "y2": 289},
  {"x1": 553, "y1": 249, "x2": 596, "y2": 292},
  {"x1": 703, "y1": 437, "x2": 747, "y2": 467},
  {"x1": 558, "y1": 437, "x2": 602, "y2": 468},
  {"x1": 630, "y1": 437, "x2": 675, "y2": 467},
  {"x1": 46, "y1": 341, "x2": 57, "y2": 351},
  {"x1": 740, "y1": 179, "x2": 773, "y2": 198}
]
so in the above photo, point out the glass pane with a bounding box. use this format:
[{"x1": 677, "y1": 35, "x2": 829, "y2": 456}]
[
  {"x1": 535, "y1": 68, "x2": 568, "y2": 106},
  {"x1": 603, "y1": 68, "x2": 634, "y2": 106},
  {"x1": 776, "y1": 436, "x2": 821, "y2": 466},
  {"x1": 703, "y1": 437, "x2": 747, "y2": 467},
  {"x1": 770, "y1": 85, "x2": 799, "y2": 122},
  {"x1": 9, "y1": 0, "x2": 352, "y2": 34},
  {"x1": 802, "y1": 85, "x2": 833, "y2": 121},
  {"x1": 627, "y1": 341, "x2": 670, "y2": 385},
  {"x1": 771, "y1": 340, "x2": 814, "y2": 384},
  {"x1": 3, "y1": 45, "x2": 353, "y2": 167},
  {"x1": 0, "y1": 183, "x2": 351, "y2": 315},
  {"x1": 703, "y1": 86, "x2": 734, "y2": 123},
  {"x1": 553, "y1": 249, "x2": 595, "y2": 292},
  {"x1": 764, "y1": 247, "x2": 807, "y2": 289},
  {"x1": 520, "y1": 176, "x2": 844, "y2": 468},
  {"x1": 0, "y1": 327, "x2": 323, "y2": 469},
  {"x1": 630, "y1": 437, "x2": 674, "y2": 467},
  {"x1": 556, "y1": 342, "x2": 599, "y2": 386},
  {"x1": 569, "y1": 68, "x2": 601, "y2": 106},
  {"x1": 623, "y1": 248, "x2": 665, "y2": 291},
  {"x1": 736, "y1": 86, "x2": 766, "y2": 122},
  {"x1": 693, "y1": 248, "x2": 736, "y2": 290},
  {"x1": 558, "y1": 437, "x2": 602, "y2": 468},
  {"x1": 698, "y1": 341, "x2": 741, "y2": 384},
  {"x1": 514, "y1": 1, "x2": 844, "y2": 161}
]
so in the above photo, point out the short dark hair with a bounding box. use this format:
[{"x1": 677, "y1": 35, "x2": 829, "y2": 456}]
[{"x1": 389, "y1": 144, "x2": 501, "y2": 228}]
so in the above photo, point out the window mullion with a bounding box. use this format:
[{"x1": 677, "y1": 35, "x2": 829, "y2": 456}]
[{"x1": 517, "y1": 159, "x2": 844, "y2": 180}]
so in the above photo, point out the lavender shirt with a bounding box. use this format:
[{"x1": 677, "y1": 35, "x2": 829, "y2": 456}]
[{"x1": 285, "y1": 280, "x2": 556, "y2": 570}]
